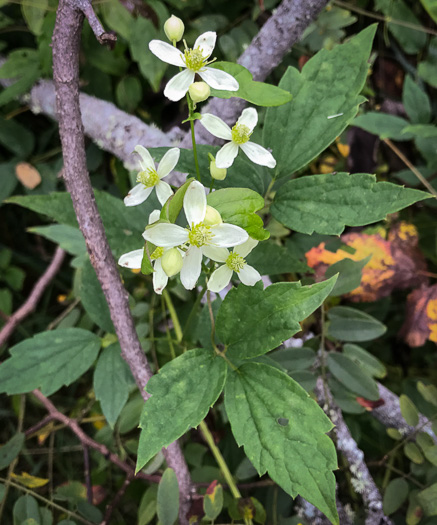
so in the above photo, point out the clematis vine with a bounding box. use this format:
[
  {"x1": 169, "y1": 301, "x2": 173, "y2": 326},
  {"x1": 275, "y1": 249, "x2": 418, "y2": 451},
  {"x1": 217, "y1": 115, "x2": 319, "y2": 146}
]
[
  {"x1": 199, "y1": 107, "x2": 276, "y2": 169},
  {"x1": 124, "y1": 146, "x2": 179, "y2": 207},
  {"x1": 143, "y1": 181, "x2": 249, "y2": 290},
  {"x1": 149, "y1": 31, "x2": 239, "y2": 101},
  {"x1": 207, "y1": 237, "x2": 261, "y2": 293}
]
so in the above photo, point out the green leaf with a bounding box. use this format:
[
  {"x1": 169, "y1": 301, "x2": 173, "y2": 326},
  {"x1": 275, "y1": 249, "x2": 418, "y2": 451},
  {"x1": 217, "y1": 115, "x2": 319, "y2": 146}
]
[
  {"x1": 403, "y1": 124, "x2": 437, "y2": 138},
  {"x1": 225, "y1": 362, "x2": 338, "y2": 525},
  {"x1": 400, "y1": 394, "x2": 419, "y2": 427},
  {"x1": 0, "y1": 432, "x2": 25, "y2": 470},
  {"x1": 343, "y1": 344, "x2": 386, "y2": 378},
  {"x1": 327, "y1": 306, "x2": 387, "y2": 342},
  {"x1": 160, "y1": 178, "x2": 195, "y2": 223},
  {"x1": 383, "y1": 478, "x2": 409, "y2": 515},
  {"x1": 94, "y1": 344, "x2": 132, "y2": 428},
  {"x1": 136, "y1": 349, "x2": 227, "y2": 472},
  {"x1": 326, "y1": 257, "x2": 370, "y2": 296},
  {"x1": 353, "y1": 112, "x2": 413, "y2": 141},
  {"x1": 263, "y1": 25, "x2": 376, "y2": 178},
  {"x1": 404, "y1": 442, "x2": 424, "y2": 464},
  {"x1": 207, "y1": 187, "x2": 269, "y2": 241},
  {"x1": 245, "y1": 241, "x2": 309, "y2": 276},
  {"x1": 209, "y1": 62, "x2": 292, "y2": 107},
  {"x1": 417, "y1": 381, "x2": 437, "y2": 407},
  {"x1": 271, "y1": 173, "x2": 431, "y2": 235},
  {"x1": 13, "y1": 495, "x2": 40, "y2": 525},
  {"x1": 402, "y1": 76, "x2": 431, "y2": 124},
  {"x1": 270, "y1": 347, "x2": 316, "y2": 372},
  {"x1": 116, "y1": 76, "x2": 142, "y2": 113},
  {"x1": 79, "y1": 260, "x2": 114, "y2": 333},
  {"x1": 0, "y1": 162, "x2": 18, "y2": 205},
  {"x1": 21, "y1": 0, "x2": 48, "y2": 35},
  {"x1": 0, "y1": 65, "x2": 40, "y2": 106},
  {"x1": 157, "y1": 469, "x2": 179, "y2": 525},
  {"x1": 418, "y1": 37, "x2": 437, "y2": 88},
  {"x1": 28, "y1": 225, "x2": 86, "y2": 257},
  {"x1": 138, "y1": 485, "x2": 158, "y2": 525},
  {"x1": 203, "y1": 482, "x2": 223, "y2": 521},
  {"x1": 327, "y1": 353, "x2": 380, "y2": 400},
  {"x1": 0, "y1": 328, "x2": 101, "y2": 395},
  {"x1": 418, "y1": 483, "x2": 437, "y2": 516},
  {"x1": 216, "y1": 277, "x2": 336, "y2": 360},
  {"x1": 420, "y1": 0, "x2": 437, "y2": 22},
  {"x1": 100, "y1": 0, "x2": 133, "y2": 40},
  {"x1": 0, "y1": 117, "x2": 35, "y2": 157}
]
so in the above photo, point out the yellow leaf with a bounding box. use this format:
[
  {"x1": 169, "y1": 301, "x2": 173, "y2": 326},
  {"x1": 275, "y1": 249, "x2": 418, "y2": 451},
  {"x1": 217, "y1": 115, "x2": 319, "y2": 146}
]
[
  {"x1": 337, "y1": 142, "x2": 350, "y2": 157},
  {"x1": 15, "y1": 162, "x2": 41, "y2": 189},
  {"x1": 11, "y1": 472, "x2": 49, "y2": 488}
]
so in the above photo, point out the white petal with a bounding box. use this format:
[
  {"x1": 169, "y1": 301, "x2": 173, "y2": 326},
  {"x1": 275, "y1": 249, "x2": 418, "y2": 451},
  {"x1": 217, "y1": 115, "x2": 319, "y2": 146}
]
[
  {"x1": 238, "y1": 264, "x2": 261, "y2": 286},
  {"x1": 240, "y1": 141, "x2": 276, "y2": 168},
  {"x1": 234, "y1": 237, "x2": 258, "y2": 258},
  {"x1": 134, "y1": 145, "x2": 155, "y2": 171},
  {"x1": 143, "y1": 223, "x2": 188, "y2": 247},
  {"x1": 153, "y1": 258, "x2": 169, "y2": 295},
  {"x1": 118, "y1": 249, "x2": 144, "y2": 269},
  {"x1": 184, "y1": 180, "x2": 206, "y2": 226},
  {"x1": 180, "y1": 246, "x2": 203, "y2": 290},
  {"x1": 199, "y1": 113, "x2": 232, "y2": 140},
  {"x1": 157, "y1": 147, "x2": 180, "y2": 178},
  {"x1": 210, "y1": 224, "x2": 248, "y2": 248},
  {"x1": 124, "y1": 183, "x2": 153, "y2": 207},
  {"x1": 216, "y1": 142, "x2": 239, "y2": 169},
  {"x1": 237, "y1": 107, "x2": 258, "y2": 133},
  {"x1": 194, "y1": 31, "x2": 216, "y2": 59},
  {"x1": 207, "y1": 265, "x2": 233, "y2": 293},
  {"x1": 164, "y1": 69, "x2": 195, "y2": 102},
  {"x1": 202, "y1": 245, "x2": 229, "y2": 263},
  {"x1": 149, "y1": 40, "x2": 185, "y2": 67},
  {"x1": 199, "y1": 68, "x2": 239, "y2": 91},
  {"x1": 148, "y1": 209, "x2": 161, "y2": 224},
  {"x1": 156, "y1": 180, "x2": 173, "y2": 205}
]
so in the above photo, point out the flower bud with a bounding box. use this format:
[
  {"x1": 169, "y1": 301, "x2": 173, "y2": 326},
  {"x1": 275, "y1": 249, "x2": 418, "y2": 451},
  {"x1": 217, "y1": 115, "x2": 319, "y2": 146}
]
[
  {"x1": 164, "y1": 15, "x2": 184, "y2": 43},
  {"x1": 188, "y1": 82, "x2": 210, "y2": 103},
  {"x1": 161, "y1": 248, "x2": 183, "y2": 277},
  {"x1": 209, "y1": 158, "x2": 227, "y2": 181},
  {"x1": 204, "y1": 205, "x2": 222, "y2": 227}
]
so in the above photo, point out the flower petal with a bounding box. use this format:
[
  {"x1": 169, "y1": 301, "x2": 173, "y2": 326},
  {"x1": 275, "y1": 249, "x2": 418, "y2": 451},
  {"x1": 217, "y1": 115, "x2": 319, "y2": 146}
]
[
  {"x1": 153, "y1": 258, "x2": 169, "y2": 295},
  {"x1": 199, "y1": 67, "x2": 239, "y2": 91},
  {"x1": 180, "y1": 246, "x2": 203, "y2": 290},
  {"x1": 234, "y1": 237, "x2": 258, "y2": 258},
  {"x1": 237, "y1": 107, "x2": 258, "y2": 133},
  {"x1": 240, "y1": 141, "x2": 276, "y2": 168},
  {"x1": 207, "y1": 265, "x2": 233, "y2": 293},
  {"x1": 194, "y1": 31, "x2": 216, "y2": 59},
  {"x1": 148, "y1": 209, "x2": 161, "y2": 224},
  {"x1": 143, "y1": 223, "x2": 188, "y2": 247},
  {"x1": 184, "y1": 180, "x2": 206, "y2": 226},
  {"x1": 118, "y1": 249, "x2": 144, "y2": 269},
  {"x1": 134, "y1": 145, "x2": 155, "y2": 171},
  {"x1": 124, "y1": 183, "x2": 153, "y2": 207},
  {"x1": 216, "y1": 141, "x2": 239, "y2": 169},
  {"x1": 157, "y1": 147, "x2": 180, "y2": 178},
  {"x1": 210, "y1": 223, "x2": 248, "y2": 247},
  {"x1": 149, "y1": 40, "x2": 185, "y2": 67},
  {"x1": 199, "y1": 113, "x2": 232, "y2": 140},
  {"x1": 164, "y1": 69, "x2": 195, "y2": 101},
  {"x1": 202, "y1": 245, "x2": 229, "y2": 263},
  {"x1": 156, "y1": 180, "x2": 173, "y2": 206},
  {"x1": 238, "y1": 264, "x2": 261, "y2": 286}
]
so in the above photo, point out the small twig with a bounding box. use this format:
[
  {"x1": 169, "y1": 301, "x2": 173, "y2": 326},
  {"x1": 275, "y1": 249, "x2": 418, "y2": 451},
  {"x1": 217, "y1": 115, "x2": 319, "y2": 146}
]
[
  {"x1": 384, "y1": 138, "x2": 437, "y2": 197},
  {"x1": 77, "y1": 0, "x2": 117, "y2": 47},
  {"x1": 101, "y1": 473, "x2": 133, "y2": 525},
  {"x1": 0, "y1": 247, "x2": 65, "y2": 347}
]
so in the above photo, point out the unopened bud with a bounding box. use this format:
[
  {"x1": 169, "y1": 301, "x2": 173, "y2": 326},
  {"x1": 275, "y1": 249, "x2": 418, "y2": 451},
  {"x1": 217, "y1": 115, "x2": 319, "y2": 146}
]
[
  {"x1": 164, "y1": 15, "x2": 184, "y2": 43},
  {"x1": 204, "y1": 205, "x2": 222, "y2": 226},
  {"x1": 189, "y1": 82, "x2": 210, "y2": 103},
  {"x1": 209, "y1": 158, "x2": 227, "y2": 181},
  {"x1": 161, "y1": 248, "x2": 183, "y2": 277}
]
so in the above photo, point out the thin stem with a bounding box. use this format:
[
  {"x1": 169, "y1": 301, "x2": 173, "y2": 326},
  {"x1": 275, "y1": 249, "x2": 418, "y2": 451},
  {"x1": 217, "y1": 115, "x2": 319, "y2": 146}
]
[
  {"x1": 182, "y1": 284, "x2": 207, "y2": 341},
  {"x1": 163, "y1": 289, "x2": 183, "y2": 343},
  {"x1": 320, "y1": 303, "x2": 329, "y2": 403},
  {"x1": 161, "y1": 296, "x2": 176, "y2": 360},
  {"x1": 187, "y1": 94, "x2": 202, "y2": 182}
]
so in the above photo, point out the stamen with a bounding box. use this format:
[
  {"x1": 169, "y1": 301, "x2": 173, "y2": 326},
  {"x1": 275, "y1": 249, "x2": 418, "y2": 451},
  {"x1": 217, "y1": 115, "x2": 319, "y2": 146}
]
[
  {"x1": 231, "y1": 124, "x2": 251, "y2": 145},
  {"x1": 137, "y1": 168, "x2": 160, "y2": 188},
  {"x1": 226, "y1": 252, "x2": 245, "y2": 272},
  {"x1": 188, "y1": 222, "x2": 214, "y2": 247},
  {"x1": 183, "y1": 46, "x2": 206, "y2": 72}
]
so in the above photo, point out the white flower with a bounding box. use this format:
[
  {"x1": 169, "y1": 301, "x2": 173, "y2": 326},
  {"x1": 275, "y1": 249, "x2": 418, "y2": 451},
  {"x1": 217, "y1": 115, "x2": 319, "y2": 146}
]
[
  {"x1": 207, "y1": 237, "x2": 261, "y2": 293},
  {"x1": 143, "y1": 181, "x2": 249, "y2": 290},
  {"x1": 124, "y1": 146, "x2": 179, "y2": 207},
  {"x1": 149, "y1": 32, "x2": 239, "y2": 102},
  {"x1": 199, "y1": 108, "x2": 276, "y2": 169}
]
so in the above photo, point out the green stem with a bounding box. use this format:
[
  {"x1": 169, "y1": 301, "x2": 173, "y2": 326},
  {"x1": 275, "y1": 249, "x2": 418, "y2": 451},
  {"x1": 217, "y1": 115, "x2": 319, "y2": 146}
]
[
  {"x1": 187, "y1": 94, "x2": 202, "y2": 182},
  {"x1": 163, "y1": 289, "x2": 183, "y2": 343},
  {"x1": 182, "y1": 284, "x2": 207, "y2": 340},
  {"x1": 161, "y1": 296, "x2": 176, "y2": 360}
]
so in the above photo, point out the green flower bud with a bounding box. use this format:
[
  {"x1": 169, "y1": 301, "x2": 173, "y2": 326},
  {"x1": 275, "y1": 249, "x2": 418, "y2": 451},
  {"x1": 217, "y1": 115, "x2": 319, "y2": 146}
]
[
  {"x1": 204, "y1": 205, "x2": 222, "y2": 226},
  {"x1": 209, "y1": 157, "x2": 227, "y2": 181},
  {"x1": 188, "y1": 82, "x2": 210, "y2": 103},
  {"x1": 161, "y1": 248, "x2": 183, "y2": 277},
  {"x1": 164, "y1": 15, "x2": 184, "y2": 43}
]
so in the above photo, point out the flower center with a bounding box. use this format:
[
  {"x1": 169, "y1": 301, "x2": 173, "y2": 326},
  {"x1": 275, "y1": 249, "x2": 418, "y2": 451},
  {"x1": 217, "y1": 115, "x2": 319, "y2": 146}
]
[
  {"x1": 226, "y1": 252, "x2": 246, "y2": 272},
  {"x1": 231, "y1": 124, "x2": 251, "y2": 145},
  {"x1": 150, "y1": 246, "x2": 164, "y2": 260},
  {"x1": 137, "y1": 168, "x2": 159, "y2": 188},
  {"x1": 184, "y1": 47, "x2": 206, "y2": 72},
  {"x1": 188, "y1": 222, "x2": 213, "y2": 247}
]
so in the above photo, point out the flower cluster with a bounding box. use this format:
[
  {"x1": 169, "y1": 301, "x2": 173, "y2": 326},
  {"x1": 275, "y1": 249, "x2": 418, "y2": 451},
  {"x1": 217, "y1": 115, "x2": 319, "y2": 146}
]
[{"x1": 118, "y1": 17, "x2": 276, "y2": 295}]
